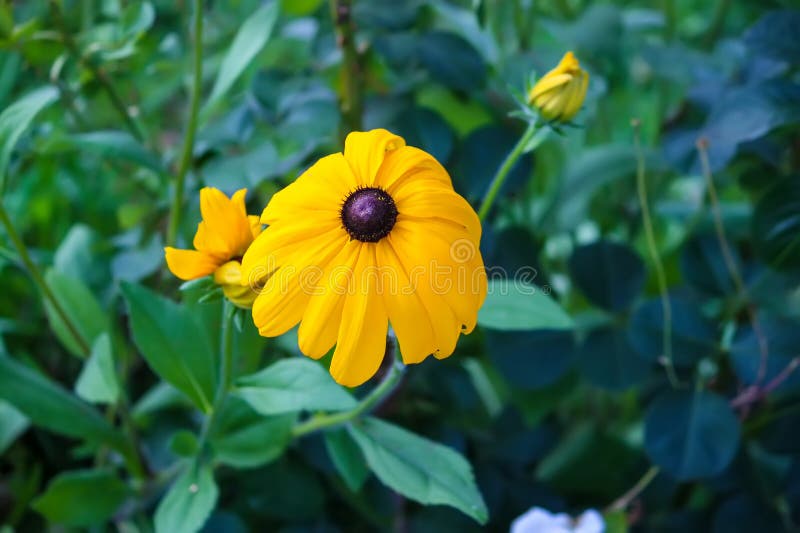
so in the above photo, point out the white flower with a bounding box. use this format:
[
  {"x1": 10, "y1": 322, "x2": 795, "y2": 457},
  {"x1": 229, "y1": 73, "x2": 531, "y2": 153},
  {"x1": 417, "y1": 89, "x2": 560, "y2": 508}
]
[{"x1": 510, "y1": 507, "x2": 605, "y2": 533}]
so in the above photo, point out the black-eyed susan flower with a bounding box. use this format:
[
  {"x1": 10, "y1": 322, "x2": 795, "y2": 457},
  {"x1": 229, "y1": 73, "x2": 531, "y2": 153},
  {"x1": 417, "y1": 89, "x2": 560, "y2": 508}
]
[
  {"x1": 241, "y1": 129, "x2": 487, "y2": 387},
  {"x1": 164, "y1": 187, "x2": 261, "y2": 308},
  {"x1": 528, "y1": 51, "x2": 589, "y2": 123}
]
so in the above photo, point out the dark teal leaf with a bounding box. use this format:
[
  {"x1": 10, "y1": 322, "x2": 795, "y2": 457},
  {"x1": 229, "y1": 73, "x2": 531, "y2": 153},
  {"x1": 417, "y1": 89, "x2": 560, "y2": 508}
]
[
  {"x1": 578, "y1": 327, "x2": 652, "y2": 390},
  {"x1": 122, "y1": 283, "x2": 216, "y2": 413},
  {"x1": 455, "y1": 125, "x2": 532, "y2": 201},
  {"x1": 418, "y1": 32, "x2": 486, "y2": 92},
  {"x1": 32, "y1": 469, "x2": 129, "y2": 527},
  {"x1": 680, "y1": 234, "x2": 741, "y2": 296},
  {"x1": 752, "y1": 178, "x2": 800, "y2": 271},
  {"x1": 155, "y1": 464, "x2": 218, "y2": 533},
  {"x1": 392, "y1": 107, "x2": 455, "y2": 164},
  {"x1": 744, "y1": 9, "x2": 800, "y2": 63},
  {"x1": 569, "y1": 240, "x2": 645, "y2": 312},
  {"x1": 348, "y1": 417, "x2": 488, "y2": 524},
  {"x1": 730, "y1": 314, "x2": 800, "y2": 395},
  {"x1": 324, "y1": 428, "x2": 369, "y2": 492},
  {"x1": 627, "y1": 295, "x2": 717, "y2": 366},
  {"x1": 712, "y1": 493, "x2": 784, "y2": 532},
  {"x1": 486, "y1": 329, "x2": 575, "y2": 389},
  {"x1": 235, "y1": 358, "x2": 356, "y2": 416},
  {"x1": 645, "y1": 390, "x2": 740, "y2": 480}
]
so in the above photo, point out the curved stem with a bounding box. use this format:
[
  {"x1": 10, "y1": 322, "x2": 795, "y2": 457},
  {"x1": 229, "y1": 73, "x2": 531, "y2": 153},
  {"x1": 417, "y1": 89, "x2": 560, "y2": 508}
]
[
  {"x1": 632, "y1": 121, "x2": 679, "y2": 388},
  {"x1": 167, "y1": 0, "x2": 204, "y2": 247},
  {"x1": 0, "y1": 202, "x2": 90, "y2": 355},
  {"x1": 478, "y1": 123, "x2": 537, "y2": 221},
  {"x1": 292, "y1": 356, "x2": 405, "y2": 438}
]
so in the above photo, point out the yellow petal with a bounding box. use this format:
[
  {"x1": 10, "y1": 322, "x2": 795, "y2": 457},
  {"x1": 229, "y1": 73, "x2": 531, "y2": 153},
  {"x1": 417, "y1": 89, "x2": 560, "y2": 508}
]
[
  {"x1": 562, "y1": 70, "x2": 589, "y2": 121},
  {"x1": 297, "y1": 239, "x2": 361, "y2": 358},
  {"x1": 261, "y1": 154, "x2": 355, "y2": 225},
  {"x1": 213, "y1": 260, "x2": 244, "y2": 286},
  {"x1": 375, "y1": 145, "x2": 450, "y2": 192},
  {"x1": 248, "y1": 215, "x2": 263, "y2": 239},
  {"x1": 375, "y1": 240, "x2": 437, "y2": 364},
  {"x1": 329, "y1": 244, "x2": 389, "y2": 387},
  {"x1": 197, "y1": 187, "x2": 254, "y2": 257},
  {"x1": 250, "y1": 233, "x2": 347, "y2": 337},
  {"x1": 164, "y1": 247, "x2": 220, "y2": 280},
  {"x1": 528, "y1": 73, "x2": 572, "y2": 102},
  {"x1": 343, "y1": 129, "x2": 405, "y2": 187},
  {"x1": 394, "y1": 188, "x2": 481, "y2": 242}
]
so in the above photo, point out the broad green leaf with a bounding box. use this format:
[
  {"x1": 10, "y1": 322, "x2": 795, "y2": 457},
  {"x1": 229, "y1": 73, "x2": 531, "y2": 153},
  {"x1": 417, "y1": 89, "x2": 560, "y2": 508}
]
[
  {"x1": 348, "y1": 417, "x2": 488, "y2": 524},
  {"x1": 75, "y1": 333, "x2": 120, "y2": 405},
  {"x1": 155, "y1": 464, "x2": 218, "y2": 533},
  {"x1": 0, "y1": 355, "x2": 126, "y2": 452},
  {"x1": 478, "y1": 279, "x2": 573, "y2": 331},
  {"x1": 212, "y1": 413, "x2": 294, "y2": 469},
  {"x1": 568, "y1": 240, "x2": 645, "y2": 312},
  {"x1": 122, "y1": 283, "x2": 216, "y2": 412},
  {"x1": 169, "y1": 430, "x2": 199, "y2": 458},
  {"x1": 119, "y1": 1, "x2": 155, "y2": 40},
  {"x1": 32, "y1": 469, "x2": 129, "y2": 527},
  {"x1": 0, "y1": 85, "x2": 58, "y2": 191},
  {"x1": 0, "y1": 399, "x2": 28, "y2": 454},
  {"x1": 645, "y1": 390, "x2": 740, "y2": 480},
  {"x1": 203, "y1": 2, "x2": 279, "y2": 114},
  {"x1": 235, "y1": 358, "x2": 356, "y2": 415},
  {"x1": 324, "y1": 428, "x2": 369, "y2": 492},
  {"x1": 38, "y1": 130, "x2": 163, "y2": 173},
  {"x1": 485, "y1": 329, "x2": 575, "y2": 389},
  {"x1": 43, "y1": 269, "x2": 109, "y2": 358},
  {"x1": 417, "y1": 31, "x2": 487, "y2": 92}
]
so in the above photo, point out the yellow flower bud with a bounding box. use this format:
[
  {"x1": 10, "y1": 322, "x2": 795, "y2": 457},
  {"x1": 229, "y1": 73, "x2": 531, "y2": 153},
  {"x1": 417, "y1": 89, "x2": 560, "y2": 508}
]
[
  {"x1": 214, "y1": 260, "x2": 257, "y2": 309},
  {"x1": 527, "y1": 51, "x2": 589, "y2": 123}
]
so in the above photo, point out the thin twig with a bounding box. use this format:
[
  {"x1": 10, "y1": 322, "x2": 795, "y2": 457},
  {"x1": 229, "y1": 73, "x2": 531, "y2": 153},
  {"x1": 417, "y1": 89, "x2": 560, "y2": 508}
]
[
  {"x1": 632, "y1": 119, "x2": 679, "y2": 388},
  {"x1": 607, "y1": 466, "x2": 660, "y2": 512},
  {"x1": 166, "y1": 0, "x2": 204, "y2": 247},
  {"x1": 730, "y1": 357, "x2": 800, "y2": 409},
  {"x1": 697, "y1": 138, "x2": 769, "y2": 384}
]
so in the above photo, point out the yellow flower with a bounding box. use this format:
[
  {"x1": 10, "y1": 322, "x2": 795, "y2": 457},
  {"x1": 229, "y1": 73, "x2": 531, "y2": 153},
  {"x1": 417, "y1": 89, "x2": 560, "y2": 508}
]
[
  {"x1": 527, "y1": 51, "x2": 589, "y2": 123},
  {"x1": 241, "y1": 129, "x2": 487, "y2": 387},
  {"x1": 164, "y1": 187, "x2": 262, "y2": 308}
]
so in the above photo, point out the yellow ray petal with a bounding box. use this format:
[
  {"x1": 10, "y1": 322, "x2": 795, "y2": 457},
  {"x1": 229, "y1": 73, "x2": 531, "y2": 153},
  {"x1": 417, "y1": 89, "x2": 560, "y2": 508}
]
[
  {"x1": 198, "y1": 187, "x2": 253, "y2": 257},
  {"x1": 375, "y1": 240, "x2": 437, "y2": 364},
  {"x1": 375, "y1": 145, "x2": 450, "y2": 191},
  {"x1": 248, "y1": 215, "x2": 263, "y2": 239},
  {"x1": 394, "y1": 189, "x2": 481, "y2": 242},
  {"x1": 329, "y1": 244, "x2": 390, "y2": 387},
  {"x1": 298, "y1": 239, "x2": 361, "y2": 358},
  {"x1": 528, "y1": 73, "x2": 572, "y2": 102},
  {"x1": 343, "y1": 129, "x2": 405, "y2": 187},
  {"x1": 164, "y1": 248, "x2": 220, "y2": 280}
]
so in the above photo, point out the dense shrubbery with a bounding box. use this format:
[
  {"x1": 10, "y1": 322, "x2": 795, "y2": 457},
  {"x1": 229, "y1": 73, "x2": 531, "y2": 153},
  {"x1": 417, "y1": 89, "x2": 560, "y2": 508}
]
[{"x1": 0, "y1": 1, "x2": 799, "y2": 531}]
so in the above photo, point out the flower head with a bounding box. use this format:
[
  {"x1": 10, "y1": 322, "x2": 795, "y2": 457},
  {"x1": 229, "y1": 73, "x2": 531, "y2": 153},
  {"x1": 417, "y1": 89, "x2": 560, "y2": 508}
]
[
  {"x1": 511, "y1": 507, "x2": 604, "y2": 533},
  {"x1": 241, "y1": 129, "x2": 487, "y2": 387},
  {"x1": 527, "y1": 51, "x2": 589, "y2": 123},
  {"x1": 164, "y1": 187, "x2": 261, "y2": 308}
]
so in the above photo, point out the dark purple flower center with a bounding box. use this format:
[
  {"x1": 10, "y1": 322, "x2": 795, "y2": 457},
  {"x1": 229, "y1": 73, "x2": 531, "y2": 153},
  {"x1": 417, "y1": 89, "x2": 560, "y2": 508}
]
[{"x1": 341, "y1": 187, "x2": 398, "y2": 243}]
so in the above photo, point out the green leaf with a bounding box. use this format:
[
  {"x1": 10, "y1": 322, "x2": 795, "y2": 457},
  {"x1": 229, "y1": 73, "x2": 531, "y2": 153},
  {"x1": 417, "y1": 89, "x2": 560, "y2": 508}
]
[
  {"x1": 568, "y1": 240, "x2": 645, "y2": 312},
  {"x1": 348, "y1": 417, "x2": 488, "y2": 524},
  {"x1": 235, "y1": 358, "x2": 356, "y2": 415},
  {"x1": 0, "y1": 399, "x2": 28, "y2": 454},
  {"x1": 212, "y1": 412, "x2": 294, "y2": 469},
  {"x1": 169, "y1": 430, "x2": 199, "y2": 458},
  {"x1": 204, "y1": 2, "x2": 279, "y2": 114},
  {"x1": 324, "y1": 428, "x2": 369, "y2": 492},
  {"x1": 44, "y1": 269, "x2": 109, "y2": 358},
  {"x1": 32, "y1": 469, "x2": 129, "y2": 527},
  {"x1": 38, "y1": 130, "x2": 163, "y2": 173},
  {"x1": 0, "y1": 85, "x2": 58, "y2": 190},
  {"x1": 0, "y1": 355, "x2": 126, "y2": 451},
  {"x1": 645, "y1": 389, "x2": 740, "y2": 481},
  {"x1": 478, "y1": 279, "x2": 573, "y2": 331},
  {"x1": 122, "y1": 283, "x2": 216, "y2": 412},
  {"x1": 75, "y1": 333, "x2": 120, "y2": 405},
  {"x1": 154, "y1": 464, "x2": 218, "y2": 533},
  {"x1": 417, "y1": 31, "x2": 487, "y2": 92}
]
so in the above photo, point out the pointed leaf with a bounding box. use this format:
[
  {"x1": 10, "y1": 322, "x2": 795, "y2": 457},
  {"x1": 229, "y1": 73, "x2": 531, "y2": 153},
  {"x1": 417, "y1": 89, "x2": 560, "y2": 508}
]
[
  {"x1": 75, "y1": 333, "x2": 120, "y2": 404},
  {"x1": 155, "y1": 464, "x2": 218, "y2": 533},
  {"x1": 32, "y1": 469, "x2": 129, "y2": 527}
]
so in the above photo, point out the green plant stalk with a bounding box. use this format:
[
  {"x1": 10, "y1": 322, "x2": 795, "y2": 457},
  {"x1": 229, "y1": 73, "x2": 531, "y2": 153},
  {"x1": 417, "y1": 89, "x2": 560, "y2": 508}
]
[
  {"x1": 292, "y1": 356, "x2": 406, "y2": 438},
  {"x1": 632, "y1": 122, "x2": 679, "y2": 388},
  {"x1": 196, "y1": 300, "x2": 235, "y2": 458},
  {"x1": 331, "y1": 0, "x2": 363, "y2": 138},
  {"x1": 167, "y1": 0, "x2": 203, "y2": 247},
  {"x1": 608, "y1": 466, "x2": 660, "y2": 512},
  {"x1": 478, "y1": 122, "x2": 538, "y2": 221},
  {"x1": 0, "y1": 202, "x2": 90, "y2": 355}
]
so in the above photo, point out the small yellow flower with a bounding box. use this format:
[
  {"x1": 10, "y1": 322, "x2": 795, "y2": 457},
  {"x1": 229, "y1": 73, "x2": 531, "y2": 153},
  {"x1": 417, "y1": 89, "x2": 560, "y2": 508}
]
[
  {"x1": 164, "y1": 187, "x2": 261, "y2": 308},
  {"x1": 241, "y1": 129, "x2": 487, "y2": 387},
  {"x1": 528, "y1": 51, "x2": 589, "y2": 123}
]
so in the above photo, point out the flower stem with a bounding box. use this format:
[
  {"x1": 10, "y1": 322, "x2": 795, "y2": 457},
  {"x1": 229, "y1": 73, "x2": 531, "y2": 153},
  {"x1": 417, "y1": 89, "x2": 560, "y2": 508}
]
[
  {"x1": 292, "y1": 354, "x2": 405, "y2": 438},
  {"x1": 607, "y1": 466, "x2": 660, "y2": 512},
  {"x1": 632, "y1": 120, "x2": 679, "y2": 388},
  {"x1": 330, "y1": 0, "x2": 363, "y2": 138},
  {"x1": 0, "y1": 202, "x2": 90, "y2": 356},
  {"x1": 478, "y1": 123, "x2": 537, "y2": 222},
  {"x1": 167, "y1": 0, "x2": 204, "y2": 247}
]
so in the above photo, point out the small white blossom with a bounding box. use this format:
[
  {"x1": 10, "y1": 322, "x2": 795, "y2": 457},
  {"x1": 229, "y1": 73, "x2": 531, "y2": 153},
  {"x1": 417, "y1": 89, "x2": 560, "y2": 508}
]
[{"x1": 510, "y1": 507, "x2": 605, "y2": 533}]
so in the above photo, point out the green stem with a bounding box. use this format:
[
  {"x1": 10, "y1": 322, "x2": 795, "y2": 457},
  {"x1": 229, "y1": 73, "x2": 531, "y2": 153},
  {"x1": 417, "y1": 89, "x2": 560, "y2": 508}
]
[
  {"x1": 167, "y1": 0, "x2": 203, "y2": 247},
  {"x1": 632, "y1": 121, "x2": 679, "y2": 388},
  {"x1": 0, "y1": 202, "x2": 90, "y2": 355},
  {"x1": 196, "y1": 300, "x2": 235, "y2": 458},
  {"x1": 292, "y1": 354, "x2": 405, "y2": 438},
  {"x1": 607, "y1": 466, "x2": 660, "y2": 512},
  {"x1": 331, "y1": 0, "x2": 363, "y2": 138},
  {"x1": 49, "y1": 0, "x2": 145, "y2": 142},
  {"x1": 478, "y1": 123, "x2": 538, "y2": 221}
]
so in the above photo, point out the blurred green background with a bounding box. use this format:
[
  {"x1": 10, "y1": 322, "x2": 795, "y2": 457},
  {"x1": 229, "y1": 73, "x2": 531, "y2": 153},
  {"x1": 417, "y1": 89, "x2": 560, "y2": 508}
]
[{"x1": 1, "y1": 0, "x2": 800, "y2": 531}]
